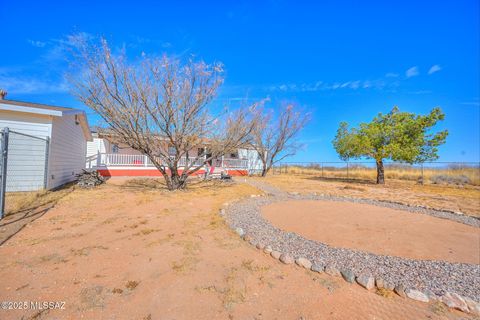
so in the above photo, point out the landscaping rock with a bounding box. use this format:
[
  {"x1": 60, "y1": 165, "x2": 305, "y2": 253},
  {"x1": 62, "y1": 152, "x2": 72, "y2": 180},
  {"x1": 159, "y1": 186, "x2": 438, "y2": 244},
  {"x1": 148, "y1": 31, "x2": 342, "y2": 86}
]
[
  {"x1": 341, "y1": 269, "x2": 355, "y2": 283},
  {"x1": 279, "y1": 254, "x2": 294, "y2": 264},
  {"x1": 249, "y1": 239, "x2": 256, "y2": 246},
  {"x1": 384, "y1": 281, "x2": 395, "y2": 291},
  {"x1": 271, "y1": 251, "x2": 281, "y2": 260},
  {"x1": 464, "y1": 297, "x2": 480, "y2": 315},
  {"x1": 375, "y1": 277, "x2": 386, "y2": 289},
  {"x1": 243, "y1": 234, "x2": 252, "y2": 242},
  {"x1": 406, "y1": 289, "x2": 430, "y2": 303},
  {"x1": 256, "y1": 243, "x2": 265, "y2": 250},
  {"x1": 356, "y1": 274, "x2": 375, "y2": 290},
  {"x1": 394, "y1": 284, "x2": 407, "y2": 298},
  {"x1": 424, "y1": 290, "x2": 440, "y2": 301},
  {"x1": 235, "y1": 228, "x2": 244, "y2": 237},
  {"x1": 325, "y1": 265, "x2": 340, "y2": 277},
  {"x1": 311, "y1": 263, "x2": 324, "y2": 273},
  {"x1": 376, "y1": 278, "x2": 395, "y2": 291},
  {"x1": 441, "y1": 292, "x2": 469, "y2": 313},
  {"x1": 295, "y1": 257, "x2": 312, "y2": 269},
  {"x1": 263, "y1": 245, "x2": 273, "y2": 254},
  {"x1": 225, "y1": 180, "x2": 480, "y2": 301},
  {"x1": 76, "y1": 170, "x2": 105, "y2": 188},
  {"x1": 219, "y1": 209, "x2": 225, "y2": 216}
]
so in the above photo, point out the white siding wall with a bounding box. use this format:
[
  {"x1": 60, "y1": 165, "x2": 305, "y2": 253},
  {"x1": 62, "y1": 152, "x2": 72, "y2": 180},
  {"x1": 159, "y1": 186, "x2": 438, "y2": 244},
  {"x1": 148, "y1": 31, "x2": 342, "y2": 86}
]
[
  {"x1": 238, "y1": 148, "x2": 264, "y2": 173},
  {"x1": 48, "y1": 114, "x2": 87, "y2": 189},
  {"x1": 0, "y1": 111, "x2": 52, "y2": 191},
  {"x1": 86, "y1": 138, "x2": 108, "y2": 157},
  {"x1": 0, "y1": 111, "x2": 52, "y2": 138}
]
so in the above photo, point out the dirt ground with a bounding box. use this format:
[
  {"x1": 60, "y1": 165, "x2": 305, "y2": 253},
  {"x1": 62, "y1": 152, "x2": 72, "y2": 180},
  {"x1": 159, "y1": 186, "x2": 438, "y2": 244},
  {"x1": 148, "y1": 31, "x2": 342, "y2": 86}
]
[
  {"x1": 260, "y1": 174, "x2": 480, "y2": 217},
  {"x1": 0, "y1": 177, "x2": 474, "y2": 319},
  {"x1": 262, "y1": 200, "x2": 480, "y2": 264}
]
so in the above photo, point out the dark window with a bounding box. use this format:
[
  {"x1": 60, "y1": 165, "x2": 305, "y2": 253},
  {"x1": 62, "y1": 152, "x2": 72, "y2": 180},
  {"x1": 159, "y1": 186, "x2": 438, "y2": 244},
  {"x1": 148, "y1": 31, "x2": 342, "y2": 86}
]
[
  {"x1": 168, "y1": 146, "x2": 176, "y2": 156},
  {"x1": 112, "y1": 144, "x2": 119, "y2": 153},
  {"x1": 230, "y1": 153, "x2": 237, "y2": 159},
  {"x1": 198, "y1": 148, "x2": 205, "y2": 157}
]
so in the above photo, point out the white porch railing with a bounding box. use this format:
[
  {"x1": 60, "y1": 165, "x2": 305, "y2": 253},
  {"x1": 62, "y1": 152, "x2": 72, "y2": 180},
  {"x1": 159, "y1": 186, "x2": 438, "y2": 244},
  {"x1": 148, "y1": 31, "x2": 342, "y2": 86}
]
[{"x1": 86, "y1": 153, "x2": 248, "y2": 169}]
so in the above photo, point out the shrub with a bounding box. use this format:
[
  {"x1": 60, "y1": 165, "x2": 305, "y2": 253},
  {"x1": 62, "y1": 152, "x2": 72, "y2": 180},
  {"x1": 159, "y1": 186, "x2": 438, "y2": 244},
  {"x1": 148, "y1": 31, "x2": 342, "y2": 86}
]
[{"x1": 430, "y1": 174, "x2": 471, "y2": 185}]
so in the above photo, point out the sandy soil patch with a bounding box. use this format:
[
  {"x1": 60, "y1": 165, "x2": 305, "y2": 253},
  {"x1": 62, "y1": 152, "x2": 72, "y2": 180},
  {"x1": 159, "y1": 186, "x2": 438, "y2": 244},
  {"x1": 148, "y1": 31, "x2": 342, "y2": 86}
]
[
  {"x1": 0, "y1": 177, "x2": 472, "y2": 319},
  {"x1": 262, "y1": 200, "x2": 480, "y2": 264}
]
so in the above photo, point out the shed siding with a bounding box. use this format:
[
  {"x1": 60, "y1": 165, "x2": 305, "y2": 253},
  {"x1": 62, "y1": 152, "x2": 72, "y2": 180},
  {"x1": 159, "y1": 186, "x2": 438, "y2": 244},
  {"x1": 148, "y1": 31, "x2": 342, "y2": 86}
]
[
  {"x1": 0, "y1": 110, "x2": 51, "y2": 138},
  {"x1": 48, "y1": 114, "x2": 87, "y2": 189},
  {"x1": 0, "y1": 111, "x2": 51, "y2": 191}
]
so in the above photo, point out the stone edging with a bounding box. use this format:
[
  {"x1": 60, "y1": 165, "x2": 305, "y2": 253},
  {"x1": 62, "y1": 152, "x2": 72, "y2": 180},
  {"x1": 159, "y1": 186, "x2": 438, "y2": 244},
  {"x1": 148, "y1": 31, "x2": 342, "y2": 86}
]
[{"x1": 220, "y1": 193, "x2": 480, "y2": 316}]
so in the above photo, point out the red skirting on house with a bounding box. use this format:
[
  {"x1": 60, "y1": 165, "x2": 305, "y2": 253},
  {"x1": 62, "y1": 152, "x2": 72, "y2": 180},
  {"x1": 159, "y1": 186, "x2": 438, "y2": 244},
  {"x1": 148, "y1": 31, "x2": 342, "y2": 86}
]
[{"x1": 97, "y1": 168, "x2": 248, "y2": 177}]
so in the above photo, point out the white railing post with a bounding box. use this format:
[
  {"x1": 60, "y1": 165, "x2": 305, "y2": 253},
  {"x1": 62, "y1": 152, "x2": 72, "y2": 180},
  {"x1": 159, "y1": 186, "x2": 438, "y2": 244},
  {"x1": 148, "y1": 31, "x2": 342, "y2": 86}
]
[
  {"x1": 96, "y1": 151, "x2": 101, "y2": 167},
  {"x1": 144, "y1": 155, "x2": 148, "y2": 167}
]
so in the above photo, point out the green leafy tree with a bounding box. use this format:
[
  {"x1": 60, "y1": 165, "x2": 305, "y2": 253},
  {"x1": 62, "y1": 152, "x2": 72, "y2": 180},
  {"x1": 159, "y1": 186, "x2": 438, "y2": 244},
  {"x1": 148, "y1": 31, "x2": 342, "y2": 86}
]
[{"x1": 332, "y1": 106, "x2": 448, "y2": 184}]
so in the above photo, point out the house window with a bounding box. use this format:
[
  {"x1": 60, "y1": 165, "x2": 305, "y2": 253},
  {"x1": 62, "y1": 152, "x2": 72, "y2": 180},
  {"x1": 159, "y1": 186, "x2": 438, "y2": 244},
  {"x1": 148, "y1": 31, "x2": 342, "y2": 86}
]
[
  {"x1": 230, "y1": 153, "x2": 237, "y2": 159},
  {"x1": 198, "y1": 148, "x2": 205, "y2": 157},
  {"x1": 112, "y1": 144, "x2": 119, "y2": 153},
  {"x1": 168, "y1": 146, "x2": 176, "y2": 156}
]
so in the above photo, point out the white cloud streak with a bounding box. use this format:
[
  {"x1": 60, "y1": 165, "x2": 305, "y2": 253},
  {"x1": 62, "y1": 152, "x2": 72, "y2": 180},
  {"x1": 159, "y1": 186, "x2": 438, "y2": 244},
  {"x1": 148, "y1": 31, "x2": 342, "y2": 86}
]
[
  {"x1": 405, "y1": 66, "x2": 419, "y2": 78},
  {"x1": 428, "y1": 64, "x2": 442, "y2": 75},
  {"x1": 27, "y1": 39, "x2": 46, "y2": 47}
]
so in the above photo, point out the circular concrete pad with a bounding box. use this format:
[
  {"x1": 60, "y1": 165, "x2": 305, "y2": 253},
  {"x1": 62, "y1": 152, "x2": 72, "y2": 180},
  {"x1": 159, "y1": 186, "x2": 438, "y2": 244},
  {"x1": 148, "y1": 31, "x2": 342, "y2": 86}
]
[{"x1": 262, "y1": 200, "x2": 480, "y2": 264}]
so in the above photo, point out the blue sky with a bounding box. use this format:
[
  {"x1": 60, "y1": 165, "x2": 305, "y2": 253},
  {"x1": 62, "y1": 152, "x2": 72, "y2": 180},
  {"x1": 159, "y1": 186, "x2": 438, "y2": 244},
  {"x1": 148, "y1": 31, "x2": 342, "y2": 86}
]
[{"x1": 1, "y1": 0, "x2": 479, "y2": 162}]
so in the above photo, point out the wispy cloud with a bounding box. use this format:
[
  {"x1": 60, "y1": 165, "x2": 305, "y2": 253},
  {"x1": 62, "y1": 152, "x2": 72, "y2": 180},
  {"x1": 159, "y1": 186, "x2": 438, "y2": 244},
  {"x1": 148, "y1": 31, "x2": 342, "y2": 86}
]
[
  {"x1": 428, "y1": 64, "x2": 442, "y2": 75},
  {"x1": 27, "y1": 39, "x2": 46, "y2": 48},
  {"x1": 0, "y1": 74, "x2": 68, "y2": 94},
  {"x1": 405, "y1": 66, "x2": 419, "y2": 78},
  {"x1": 266, "y1": 78, "x2": 394, "y2": 93},
  {"x1": 385, "y1": 72, "x2": 399, "y2": 78}
]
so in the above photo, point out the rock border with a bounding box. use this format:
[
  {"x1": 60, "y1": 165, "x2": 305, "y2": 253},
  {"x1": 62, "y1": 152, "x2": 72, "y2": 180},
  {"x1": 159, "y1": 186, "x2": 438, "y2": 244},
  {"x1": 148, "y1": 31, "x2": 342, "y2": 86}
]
[{"x1": 222, "y1": 191, "x2": 480, "y2": 316}]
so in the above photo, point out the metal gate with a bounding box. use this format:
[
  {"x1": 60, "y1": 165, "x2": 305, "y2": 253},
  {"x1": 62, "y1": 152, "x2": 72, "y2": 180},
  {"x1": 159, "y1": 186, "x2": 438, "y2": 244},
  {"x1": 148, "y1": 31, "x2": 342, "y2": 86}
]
[{"x1": 0, "y1": 128, "x2": 49, "y2": 218}]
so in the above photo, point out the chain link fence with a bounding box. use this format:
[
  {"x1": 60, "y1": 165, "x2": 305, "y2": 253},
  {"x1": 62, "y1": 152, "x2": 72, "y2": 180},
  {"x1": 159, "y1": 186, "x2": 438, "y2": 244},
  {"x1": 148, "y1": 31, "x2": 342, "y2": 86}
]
[
  {"x1": 0, "y1": 128, "x2": 50, "y2": 218},
  {"x1": 273, "y1": 161, "x2": 480, "y2": 186}
]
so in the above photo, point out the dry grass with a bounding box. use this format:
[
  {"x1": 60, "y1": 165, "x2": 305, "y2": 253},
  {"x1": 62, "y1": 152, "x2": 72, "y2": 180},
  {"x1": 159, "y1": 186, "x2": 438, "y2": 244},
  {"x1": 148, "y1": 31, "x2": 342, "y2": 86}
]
[
  {"x1": 283, "y1": 165, "x2": 480, "y2": 186},
  {"x1": 261, "y1": 173, "x2": 480, "y2": 217},
  {"x1": 125, "y1": 280, "x2": 139, "y2": 290},
  {"x1": 376, "y1": 288, "x2": 396, "y2": 298},
  {"x1": 4, "y1": 185, "x2": 74, "y2": 216}
]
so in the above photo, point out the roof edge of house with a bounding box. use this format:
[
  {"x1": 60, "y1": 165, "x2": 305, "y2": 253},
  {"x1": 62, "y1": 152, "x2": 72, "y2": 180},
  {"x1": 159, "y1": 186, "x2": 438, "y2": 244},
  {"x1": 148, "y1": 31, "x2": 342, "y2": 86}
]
[{"x1": 0, "y1": 99, "x2": 92, "y2": 141}]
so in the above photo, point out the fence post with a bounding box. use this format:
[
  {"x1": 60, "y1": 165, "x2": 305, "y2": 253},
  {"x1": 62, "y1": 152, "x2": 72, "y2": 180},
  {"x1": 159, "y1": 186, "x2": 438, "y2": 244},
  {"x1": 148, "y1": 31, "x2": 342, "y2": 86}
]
[
  {"x1": 421, "y1": 163, "x2": 424, "y2": 185},
  {"x1": 0, "y1": 128, "x2": 9, "y2": 219},
  {"x1": 43, "y1": 137, "x2": 50, "y2": 189},
  {"x1": 144, "y1": 155, "x2": 148, "y2": 167}
]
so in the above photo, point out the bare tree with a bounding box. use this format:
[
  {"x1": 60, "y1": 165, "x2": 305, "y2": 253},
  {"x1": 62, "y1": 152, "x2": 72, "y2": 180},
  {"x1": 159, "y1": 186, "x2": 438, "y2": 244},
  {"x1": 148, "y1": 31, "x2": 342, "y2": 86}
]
[
  {"x1": 69, "y1": 38, "x2": 256, "y2": 190},
  {"x1": 251, "y1": 104, "x2": 309, "y2": 177}
]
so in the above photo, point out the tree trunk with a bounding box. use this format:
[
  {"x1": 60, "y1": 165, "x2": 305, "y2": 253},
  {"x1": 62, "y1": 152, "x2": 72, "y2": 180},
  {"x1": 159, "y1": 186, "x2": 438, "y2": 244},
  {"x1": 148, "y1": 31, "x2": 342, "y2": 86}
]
[
  {"x1": 260, "y1": 160, "x2": 272, "y2": 177},
  {"x1": 261, "y1": 167, "x2": 268, "y2": 177},
  {"x1": 152, "y1": 161, "x2": 188, "y2": 191},
  {"x1": 376, "y1": 159, "x2": 385, "y2": 184},
  {"x1": 169, "y1": 168, "x2": 187, "y2": 190}
]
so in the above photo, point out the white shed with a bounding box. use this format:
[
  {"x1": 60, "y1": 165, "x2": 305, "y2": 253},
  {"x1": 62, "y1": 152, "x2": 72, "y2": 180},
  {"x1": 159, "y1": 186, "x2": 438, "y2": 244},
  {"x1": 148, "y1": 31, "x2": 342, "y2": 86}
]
[{"x1": 0, "y1": 98, "x2": 92, "y2": 191}]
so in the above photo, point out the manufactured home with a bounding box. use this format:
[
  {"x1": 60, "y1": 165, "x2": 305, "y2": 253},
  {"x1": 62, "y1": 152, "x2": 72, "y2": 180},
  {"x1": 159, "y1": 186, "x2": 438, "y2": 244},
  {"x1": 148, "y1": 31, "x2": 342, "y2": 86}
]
[
  {"x1": 0, "y1": 93, "x2": 92, "y2": 191},
  {"x1": 86, "y1": 132, "x2": 263, "y2": 177}
]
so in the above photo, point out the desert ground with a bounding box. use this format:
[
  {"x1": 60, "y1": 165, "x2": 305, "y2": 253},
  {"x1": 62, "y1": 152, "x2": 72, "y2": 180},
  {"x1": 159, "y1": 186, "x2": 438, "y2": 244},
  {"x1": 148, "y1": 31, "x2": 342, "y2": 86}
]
[
  {"x1": 262, "y1": 200, "x2": 479, "y2": 264},
  {"x1": 0, "y1": 176, "x2": 478, "y2": 319},
  {"x1": 261, "y1": 173, "x2": 480, "y2": 217}
]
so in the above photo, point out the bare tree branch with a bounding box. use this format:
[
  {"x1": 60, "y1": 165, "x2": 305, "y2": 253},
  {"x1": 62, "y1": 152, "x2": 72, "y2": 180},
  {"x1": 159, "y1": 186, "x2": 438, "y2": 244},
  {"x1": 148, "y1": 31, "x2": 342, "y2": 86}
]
[
  {"x1": 69, "y1": 37, "x2": 256, "y2": 190},
  {"x1": 250, "y1": 104, "x2": 310, "y2": 176}
]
